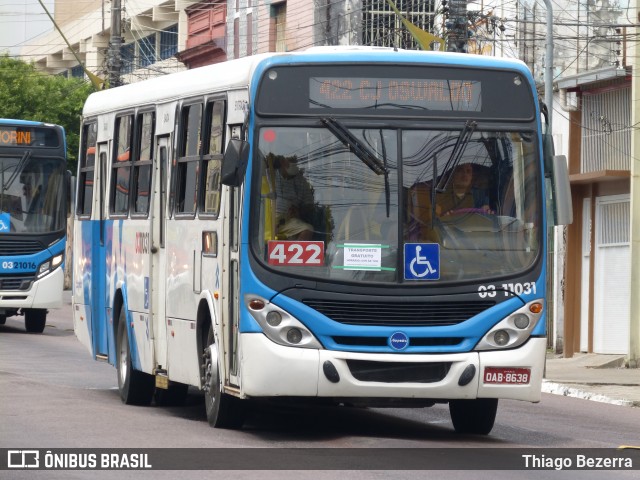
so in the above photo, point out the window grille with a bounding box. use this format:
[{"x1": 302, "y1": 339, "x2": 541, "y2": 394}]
[
  {"x1": 138, "y1": 34, "x2": 156, "y2": 68},
  {"x1": 159, "y1": 24, "x2": 178, "y2": 60},
  {"x1": 362, "y1": 0, "x2": 436, "y2": 50}
]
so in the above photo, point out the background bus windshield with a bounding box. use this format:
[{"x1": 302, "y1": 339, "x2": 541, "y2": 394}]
[{"x1": 0, "y1": 155, "x2": 67, "y2": 234}]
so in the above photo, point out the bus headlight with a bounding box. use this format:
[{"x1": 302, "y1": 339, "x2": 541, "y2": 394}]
[
  {"x1": 245, "y1": 295, "x2": 322, "y2": 349},
  {"x1": 475, "y1": 300, "x2": 544, "y2": 351},
  {"x1": 36, "y1": 253, "x2": 64, "y2": 279}
]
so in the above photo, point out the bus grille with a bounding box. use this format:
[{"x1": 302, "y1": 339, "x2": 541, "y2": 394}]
[
  {"x1": 302, "y1": 299, "x2": 494, "y2": 326},
  {"x1": 0, "y1": 239, "x2": 43, "y2": 256},
  {"x1": 346, "y1": 360, "x2": 451, "y2": 383},
  {"x1": 0, "y1": 275, "x2": 33, "y2": 291}
]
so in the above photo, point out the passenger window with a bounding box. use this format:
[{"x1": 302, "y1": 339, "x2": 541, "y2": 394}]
[
  {"x1": 202, "y1": 101, "x2": 224, "y2": 216},
  {"x1": 77, "y1": 122, "x2": 97, "y2": 217},
  {"x1": 132, "y1": 112, "x2": 154, "y2": 215},
  {"x1": 111, "y1": 115, "x2": 133, "y2": 215},
  {"x1": 175, "y1": 104, "x2": 202, "y2": 215}
]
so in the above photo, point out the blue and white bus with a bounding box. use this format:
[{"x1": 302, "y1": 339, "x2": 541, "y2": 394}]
[
  {"x1": 73, "y1": 47, "x2": 572, "y2": 434},
  {"x1": 0, "y1": 119, "x2": 69, "y2": 333}
]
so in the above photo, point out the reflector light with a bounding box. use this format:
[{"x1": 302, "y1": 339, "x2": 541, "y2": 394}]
[
  {"x1": 529, "y1": 302, "x2": 543, "y2": 314},
  {"x1": 248, "y1": 299, "x2": 266, "y2": 310}
]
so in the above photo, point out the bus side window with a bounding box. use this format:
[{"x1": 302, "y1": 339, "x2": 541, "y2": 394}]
[
  {"x1": 201, "y1": 100, "x2": 224, "y2": 216},
  {"x1": 77, "y1": 123, "x2": 97, "y2": 217},
  {"x1": 111, "y1": 115, "x2": 133, "y2": 216},
  {"x1": 132, "y1": 111, "x2": 154, "y2": 215},
  {"x1": 175, "y1": 103, "x2": 202, "y2": 215}
]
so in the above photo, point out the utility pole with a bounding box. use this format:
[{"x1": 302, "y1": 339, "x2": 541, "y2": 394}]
[
  {"x1": 446, "y1": 0, "x2": 469, "y2": 53},
  {"x1": 107, "y1": 0, "x2": 123, "y2": 88}
]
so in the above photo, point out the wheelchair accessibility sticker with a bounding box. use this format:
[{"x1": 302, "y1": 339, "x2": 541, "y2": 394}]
[
  {"x1": 404, "y1": 243, "x2": 439, "y2": 280},
  {"x1": 0, "y1": 212, "x2": 10, "y2": 232}
]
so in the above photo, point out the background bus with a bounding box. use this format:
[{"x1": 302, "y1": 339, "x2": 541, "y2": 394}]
[
  {"x1": 73, "y1": 47, "x2": 571, "y2": 435},
  {"x1": 0, "y1": 119, "x2": 69, "y2": 333}
]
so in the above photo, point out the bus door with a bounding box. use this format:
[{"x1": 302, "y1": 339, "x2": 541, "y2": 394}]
[
  {"x1": 151, "y1": 135, "x2": 170, "y2": 368},
  {"x1": 93, "y1": 142, "x2": 109, "y2": 358}
]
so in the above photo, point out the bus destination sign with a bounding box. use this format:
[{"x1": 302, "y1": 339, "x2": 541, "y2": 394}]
[
  {"x1": 309, "y1": 77, "x2": 482, "y2": 112},
  {"x1": 0, "y1": 127, "x2": 33, "y2": 146},
  {"x1": 0, "y1": 126, "x2": 60, "y2": 148}
]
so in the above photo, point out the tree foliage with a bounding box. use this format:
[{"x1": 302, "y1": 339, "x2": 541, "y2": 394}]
[{"x1": 0, "y1": 54, "x2": 95, "y2": 172}]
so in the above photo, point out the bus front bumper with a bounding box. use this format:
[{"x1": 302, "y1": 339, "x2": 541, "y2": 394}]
[
  {"x1": 0, "y1": 267, "x2": 64, "y2": 310},
  {"x1": 239, "y1": 333, "x2": 546, "y2": 403}
]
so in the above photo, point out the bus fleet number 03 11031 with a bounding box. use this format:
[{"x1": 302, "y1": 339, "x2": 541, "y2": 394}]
[{"x1": 477, "y1": 282, "x2": 537, "y2": 298}]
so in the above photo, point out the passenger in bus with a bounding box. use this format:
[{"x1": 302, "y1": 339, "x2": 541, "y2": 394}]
[{"x1": 272, "y1": 154, "x2": 314, "y2": 240}]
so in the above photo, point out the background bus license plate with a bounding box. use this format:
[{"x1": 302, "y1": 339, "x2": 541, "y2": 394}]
[{"x1": 483, "y1": 367, "x2": 530, "y2": 384}]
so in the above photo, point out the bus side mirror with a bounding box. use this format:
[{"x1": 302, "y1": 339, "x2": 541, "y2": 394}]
[
  {"x1": 221, "y1": 139, "x2": 250, "y2": 187},
  {"x1": 550, "y1": 155, "x2": 573, "y2": 226}
]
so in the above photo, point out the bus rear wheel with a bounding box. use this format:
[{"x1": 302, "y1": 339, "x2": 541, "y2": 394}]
[
  {"x1": 203, "y1": 324, "x2": 245, "y2": 429},
  {"x1": 116, "y1": 308, "x2": 155, "y2": 405},
  {"x1": 24, "y1": 309, "x2": 47, "y2": 333},
  {"x1": 449, "y1": 398, "x2": 498, "y2": 435}
]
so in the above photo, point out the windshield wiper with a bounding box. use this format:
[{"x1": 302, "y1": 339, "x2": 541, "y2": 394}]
[
  {"x1": 436, "y1": 120, "x2": 477, "y2": 192},
  {"x1": 321, "y1": 117, "x2": 391, "y2": 217},
  {"x1": 2, "y1": 151, "x2": 31, "y2": 191},
  {"x1": 321, "y1": 117, "x2": 388, "y2": 176}
]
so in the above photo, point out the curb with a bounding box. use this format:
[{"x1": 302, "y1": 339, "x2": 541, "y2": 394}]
[{"x1": 542, "y1": 380, "x2": 637, "y2": 407}]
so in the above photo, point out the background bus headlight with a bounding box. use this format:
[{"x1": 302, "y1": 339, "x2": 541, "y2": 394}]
[{"x1": 36, "y1": 253, "x2": 64, "y2": 279}]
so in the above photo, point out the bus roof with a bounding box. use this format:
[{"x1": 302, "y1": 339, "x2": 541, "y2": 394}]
[
  {"x1": 0, "y1": 118, "x2": 56, "y2": 128},
  {"x1": 82, "y1": 48, "x2": 534, "y2": 117}
]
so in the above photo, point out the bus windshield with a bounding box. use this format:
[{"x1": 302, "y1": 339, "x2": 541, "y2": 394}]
[
  {"x1": 0, "y1": 155, "x2": 67, "y2": 234},
  {"x1": 253, "y1": 124, "x2": 541, "y2": 283}
]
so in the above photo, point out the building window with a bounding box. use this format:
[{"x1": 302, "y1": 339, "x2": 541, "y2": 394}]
[
  {"x1": 70, "y1": 64, "x2": 84, "y2": 79},
  {"x1": 159, "y1": 24, "x2": 178, "y2": 60},
  {"x1": 121, "y1": 43, "x2": 135, "y2": 74},
  {"x1": 270, "y1": 2, "x2": 286, "y2": 52},
  {"x1": 363, "y1": 0, "x2": 436, "y2": 50},
  {"x1": 138, "y1": 34, "x2": 156, "y2": 68}
]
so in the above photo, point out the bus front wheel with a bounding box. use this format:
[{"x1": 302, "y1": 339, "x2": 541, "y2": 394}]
[
  {"x1": 449, "y1": 398, "x2": 498, "y2": 435},
  {"x1": 203, "y1": 324, "x2": 245, "y2": 429},
  {"x1": 24, "y1": 309, "x2": 47, "y2": 333},
  {"x1": 116, "y1": 308, "x2": 155, "y2": 405}
]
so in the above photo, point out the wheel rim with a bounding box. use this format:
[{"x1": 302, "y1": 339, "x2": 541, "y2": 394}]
[
  {"x1": 204, "y1": 341, "x2": 219, "y2": 405},
  {"x1": 119, "y1": 327, "x2": 128, "y2": 386}
]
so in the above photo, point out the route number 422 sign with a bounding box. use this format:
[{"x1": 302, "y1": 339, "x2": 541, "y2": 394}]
[{"x1": 267, "y1": 241, "x2": 325, "y2": 266}]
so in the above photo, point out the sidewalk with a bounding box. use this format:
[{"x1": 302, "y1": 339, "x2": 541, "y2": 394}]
[{"x1": 543, "y1": 353, "x2": 640, "y2": 407}]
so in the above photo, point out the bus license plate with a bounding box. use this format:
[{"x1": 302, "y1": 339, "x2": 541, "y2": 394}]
[{"x1": 483, "y1": 367, "x2": 530, "y2": 385}]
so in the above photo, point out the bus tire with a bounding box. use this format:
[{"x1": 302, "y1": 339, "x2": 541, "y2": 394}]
[
  {"x1": 116, "y1": 309, "x2": 154, "y2": 406},
  {"x1": 203, "y1": 324, "x2": 245, "y2": 429},
  {"x1": 449, "y1": 398, "x2": 498, "y2": 435},
  {"x1": 0, "y1": 314, "x2": 6, "y2": 325},
  {"x1": 24, "y1": 309, "x2": 47, "y2": 333}
]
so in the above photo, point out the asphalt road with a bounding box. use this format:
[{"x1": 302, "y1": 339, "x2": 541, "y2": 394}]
[{"x1": 1, "y1": 292, "x2": 639, "y2": 479}]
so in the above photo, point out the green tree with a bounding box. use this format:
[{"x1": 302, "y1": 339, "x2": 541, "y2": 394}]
[{"x1": 0, "y1": 54, "x2": 95, "y2": 172}]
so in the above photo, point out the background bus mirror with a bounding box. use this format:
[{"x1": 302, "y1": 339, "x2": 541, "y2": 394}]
[
  {"x1": 550, "y1": 155, "x2": 573, "y2": 226},
  {"x1": 221, "y1": 139, "x2": 250, "y2": 187},
  {"x1": 66, "y1": 170, "x2": 75, "y2": 217}
]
